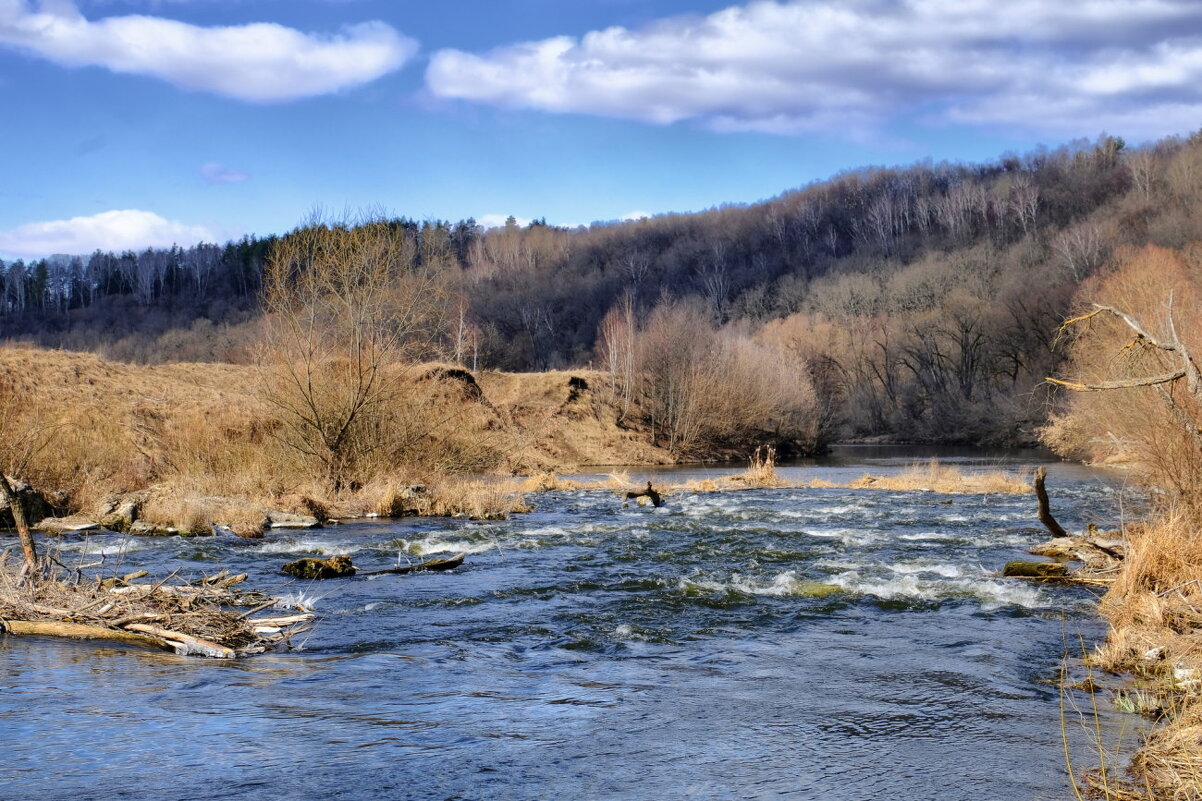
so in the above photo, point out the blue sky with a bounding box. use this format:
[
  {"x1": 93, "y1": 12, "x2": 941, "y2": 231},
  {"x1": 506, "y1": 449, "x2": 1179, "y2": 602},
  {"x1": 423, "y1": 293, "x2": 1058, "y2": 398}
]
[{"x1": 2, "y1": 0, "x2": 1202, "y2": 258}]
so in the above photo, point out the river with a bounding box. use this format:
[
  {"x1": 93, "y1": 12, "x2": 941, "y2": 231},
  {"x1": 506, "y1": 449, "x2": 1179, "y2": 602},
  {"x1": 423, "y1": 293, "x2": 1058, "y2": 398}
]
[{"x1": 0, "y1": 449, "x2": 1138, "y2": 800}]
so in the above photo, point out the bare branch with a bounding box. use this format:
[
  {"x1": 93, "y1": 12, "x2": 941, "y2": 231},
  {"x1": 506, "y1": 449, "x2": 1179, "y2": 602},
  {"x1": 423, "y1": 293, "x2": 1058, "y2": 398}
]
[{"x1": 1046, "y1": 371, "x2": 1187, "y2": 392}]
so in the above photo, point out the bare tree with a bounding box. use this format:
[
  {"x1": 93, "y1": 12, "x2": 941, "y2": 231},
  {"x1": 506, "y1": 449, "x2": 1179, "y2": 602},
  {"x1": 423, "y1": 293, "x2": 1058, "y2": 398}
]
[
  {"x1": 1053, "y1": 223, "x2": 1110, "y2": 282},
  {"x1": 1046, "y1": 247, "x2": 1202, "y2": 505},
  {"x1": 597, "y1": 293, "x2": 637, "y2": 424},
  {"x1": 1126, "y1": 149, "x2": 1160, "y2": 202},
  {"x1": 258, "y1": 213, "x2": 449, "y2": 491},
  {"x1": 0, "y1": 378, "x2": 56, "y2": 575},
  {"x1": 1049, "y1": 297, "x2": 1202, "y2": 448}
]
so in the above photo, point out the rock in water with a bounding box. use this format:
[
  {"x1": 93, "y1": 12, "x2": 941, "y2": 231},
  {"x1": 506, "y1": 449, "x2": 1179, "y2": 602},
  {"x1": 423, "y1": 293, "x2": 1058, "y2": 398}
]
[
  {"x1": 281, "y1": 554, "x2": 356, "y2": 579},
  {"x1": 1002, "y1": 561, "x2": 1068, "y2": 578}
]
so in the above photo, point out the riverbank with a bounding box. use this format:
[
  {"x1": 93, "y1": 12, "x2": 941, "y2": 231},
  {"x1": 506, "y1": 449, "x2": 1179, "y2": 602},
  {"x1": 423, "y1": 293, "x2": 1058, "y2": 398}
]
[
  {"x1": 2, "y1": 347, "x2": 1040, "y2": 538},
  {"x1": 1078, "y1": 512, "x2": 1202, "y2": 798},
  {"x1": 0, "y1": 346, "x2": 675, "y2": 532}
]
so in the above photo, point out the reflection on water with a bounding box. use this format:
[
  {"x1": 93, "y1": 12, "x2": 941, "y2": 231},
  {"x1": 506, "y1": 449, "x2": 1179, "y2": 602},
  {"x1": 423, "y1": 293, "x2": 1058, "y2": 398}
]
[{"x1": 0, "y1": 454, "x2": 1135, "y2": 800}]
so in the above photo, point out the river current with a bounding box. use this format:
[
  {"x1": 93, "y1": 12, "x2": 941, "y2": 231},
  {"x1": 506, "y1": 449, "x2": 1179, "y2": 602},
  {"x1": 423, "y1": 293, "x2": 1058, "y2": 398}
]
[{"x1": 1, "y1": 449, "x2": 1137, "y2": 800}]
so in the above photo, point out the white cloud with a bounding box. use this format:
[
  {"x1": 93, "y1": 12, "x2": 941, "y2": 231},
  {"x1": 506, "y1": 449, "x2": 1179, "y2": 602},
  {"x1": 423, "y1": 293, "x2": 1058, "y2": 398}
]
[
  {"x1": 620, "y1": 210, "x2": 651, "y2": 221},
  {"x1": 0, "y1": 0, "x2": 417, "y2": 101},
  {"x1": 199, "y1": 161, "x2": 249, "y2": 184},
  {"x1": 477, "y1": 213, "x2": 531, "y2": 229},
  {"x1": 426, "y1": 0, "x2": 1202, "y2": 138},
  {"x1": 0, "y1": 209, "x2": 216, "y2": 257}
]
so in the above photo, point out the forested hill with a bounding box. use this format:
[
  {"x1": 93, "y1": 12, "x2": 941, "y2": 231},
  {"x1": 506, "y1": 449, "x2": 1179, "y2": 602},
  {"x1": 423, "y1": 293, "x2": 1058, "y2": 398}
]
[{"x1": 5, "y1": 131, "x2": 1202, "y2": 446}]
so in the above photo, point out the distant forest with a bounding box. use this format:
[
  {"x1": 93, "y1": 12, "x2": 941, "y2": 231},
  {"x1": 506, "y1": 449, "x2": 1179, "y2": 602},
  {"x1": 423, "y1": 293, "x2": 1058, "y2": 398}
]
[{"x1": 6, "y1": 131, "x2": 1202, "y2": 447}]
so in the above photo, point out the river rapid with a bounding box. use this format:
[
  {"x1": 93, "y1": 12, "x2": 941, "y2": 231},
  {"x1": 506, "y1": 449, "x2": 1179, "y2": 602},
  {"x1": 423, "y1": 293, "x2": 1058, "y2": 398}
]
[{"x1": 1, "y1": 449, "x2": 1135, "y2": 800}]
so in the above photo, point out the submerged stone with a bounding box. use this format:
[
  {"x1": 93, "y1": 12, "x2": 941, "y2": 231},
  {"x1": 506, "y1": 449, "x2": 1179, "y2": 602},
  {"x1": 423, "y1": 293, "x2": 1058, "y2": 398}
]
[
  {"x1": 281, "y1": 554, "x2": 356, "y2": 579},
  {"x1": 1002, "y1": 561, "x2": 1068, "y2": 578},
  {"x1": 794, "y1": 581, "x2": 842, "y2": 598}
]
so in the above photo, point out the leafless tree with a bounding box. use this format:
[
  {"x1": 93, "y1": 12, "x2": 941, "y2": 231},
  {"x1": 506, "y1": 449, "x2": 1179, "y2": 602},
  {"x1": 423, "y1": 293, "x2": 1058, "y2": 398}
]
[
  {"x1": 258, "y1": 213, "x2": 449, "y2": 491},
  {"x1": 0, "y1": 378, "x2": 57, "y2": 576}
]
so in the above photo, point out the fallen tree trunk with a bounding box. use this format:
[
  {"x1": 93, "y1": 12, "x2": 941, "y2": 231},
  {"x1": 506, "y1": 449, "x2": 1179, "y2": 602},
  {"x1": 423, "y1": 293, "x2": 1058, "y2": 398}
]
[
  {"x1": 625, "y1": 482, "x2": 663, "y2": 507},
  {"x1": 124, "y1": 623, "x2": 235, "y2": 658},
  {"x1": 360, "y1": 553, "x2": 467, "y2": 576},
  {"x1": 1, "y1": 619, "x2": 176, "y2": 652}
]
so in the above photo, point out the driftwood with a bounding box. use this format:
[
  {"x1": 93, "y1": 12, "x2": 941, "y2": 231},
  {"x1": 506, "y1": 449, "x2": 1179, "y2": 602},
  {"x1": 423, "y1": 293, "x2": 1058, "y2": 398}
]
[
  {"x1": 0, "y1": 619, "x2": 177, "y2": 652},
  {"x1": 1033, "y1": 467, "x2": 1068, "y2": 538},
  {"x1": 625, "y1": 482, "x2": 663, "y2": 507},
  {"x1": 124, "y1": 623, "x2": 235, "y2": 658},
  {"x1": 1, "y1": 550, "x2": 314, "y2": 657},
  {"x1": 1023, "y1": 468, "x2": 1126, "y2": 583},
  {"x1": 360, "y1": 553, "x2": 467, "y2": 576}
]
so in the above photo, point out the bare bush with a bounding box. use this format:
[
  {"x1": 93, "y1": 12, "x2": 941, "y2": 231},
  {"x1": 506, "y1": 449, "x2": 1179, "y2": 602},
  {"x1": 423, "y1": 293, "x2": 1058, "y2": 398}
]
[
  {"x1": 258, "y1": 214, "x2": 451, "y2": 491},
  {"x1": 1045, "y1": 245, "x2": 1202, "y2": 509},
  {"x1": 635, "y1": 301, "x2": 822, "y2": 455},
  {"x1": 596, "y1": 293, "x2": 637, "y2": 425}
]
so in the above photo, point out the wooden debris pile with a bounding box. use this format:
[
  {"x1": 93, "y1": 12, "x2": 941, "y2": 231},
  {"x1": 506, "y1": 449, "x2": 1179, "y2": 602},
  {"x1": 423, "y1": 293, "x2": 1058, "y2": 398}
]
[
  {"x1": 0, "y1": 556, "x2": 313, "y2": 658},
  {"x1": 1004, "y1": 467, "x2": 1127, "y2": 585}
]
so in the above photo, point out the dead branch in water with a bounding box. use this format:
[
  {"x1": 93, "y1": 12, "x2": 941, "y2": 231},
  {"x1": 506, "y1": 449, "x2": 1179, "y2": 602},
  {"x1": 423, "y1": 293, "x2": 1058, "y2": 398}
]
[
  {"x1": 359, "y1": 552, "x2": 467, "y2": 576},
  {"x1": 1034, "y1": 467, "x2": 1068, "y2": 538},
  {"x1": 0, "y1": 555, "x2": 312, "y2": 658}
]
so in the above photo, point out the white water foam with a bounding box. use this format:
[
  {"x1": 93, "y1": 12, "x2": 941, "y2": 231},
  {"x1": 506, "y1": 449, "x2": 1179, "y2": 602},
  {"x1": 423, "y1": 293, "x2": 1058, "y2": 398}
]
[
  {"x1": 889, "y1": 560, "x2": 971, "y2": 579},
  {"x1": 52, "y1": 538, "x2": 145, "y2": 556},
  {"x1": 678, "y1": 570, "x2": 841, "y2": 598},
  {"x1": 272, "y1": 589, "x2": 328, "y2": 610},
  {"x1": 806, "y1": 528, "x2": 880, "y2": 546},
  {"x1": 898, "y1": 531, "x2": 956, "y2": 542},
  {"x1": 814, "y1": 504, "x2": 866, "y2": 515},
  {"x1": 257, "y1": 538, "x2": 360, "y2": 556},
  {"x1": 406, "y1": 538, "x2": 499, "y2": 556},
  {"x1": 829, "y1": 570, "x2": 1045, "y2": 609}
]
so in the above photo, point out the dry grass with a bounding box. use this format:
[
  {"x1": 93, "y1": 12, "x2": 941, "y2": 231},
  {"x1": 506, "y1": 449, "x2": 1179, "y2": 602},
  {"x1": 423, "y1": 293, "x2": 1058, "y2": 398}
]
[
  {"x1": 516, "y1": 472, "x2": 585, "y2": 493},
  {"x1": 416, "y1": 479, "x2": 531, "y2": 520},
  {"x1": 668, "y1": 458, "x2": 1030, "y2": 496},
  {"x1": 1133, "y1": 702, "x2": 1202, "y2": 800},
  {"x1": 674, "y1": 446, "x2": 789, "y2": 493},
  {"x1": 364, "y1": 478, "x2": 530, "y2": 521},
  {"x1": 1093, "y1": 514, "x2": 1202, "y2": 673},
  {"x1": 845, "y1": 460, "x2": 1031, "y2": 494},
  {"x1": 1080, "y1": 513, "x2": 1202, "y2": 800},
  {"x1": 138, "y1": 490, "x2": 271, "y2": 537},
  {"x1": 0, "y1": 345, "x2": 686, "y2": 525}
]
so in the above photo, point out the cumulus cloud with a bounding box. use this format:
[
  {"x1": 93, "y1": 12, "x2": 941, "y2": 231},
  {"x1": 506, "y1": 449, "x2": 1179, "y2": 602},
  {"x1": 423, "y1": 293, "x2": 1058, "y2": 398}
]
[
  {"x1": 0, "y1": 0, "x2": 417, "y2": 101},
  {"x1": 0, "y1": 209, "x2": 216, "y2": 257},
  {"x1": 199, "y1": 161, "x2": 248, "y2": 184},
  {"x1": 426, "y1": 0, "x2": 1202, "y2": 138}
]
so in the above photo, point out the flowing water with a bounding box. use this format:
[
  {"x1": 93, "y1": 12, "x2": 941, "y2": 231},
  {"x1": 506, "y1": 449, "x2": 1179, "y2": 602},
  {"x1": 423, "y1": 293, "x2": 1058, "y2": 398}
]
[{"x1": 1, "y1": 450, "x2": 1140, "y2": 800}]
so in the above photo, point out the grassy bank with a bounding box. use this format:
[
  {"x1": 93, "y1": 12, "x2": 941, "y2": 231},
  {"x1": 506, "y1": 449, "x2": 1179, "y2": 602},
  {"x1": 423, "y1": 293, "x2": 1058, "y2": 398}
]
[
  {"x1": 0, "y1": 346, "x2": 678, "y2": 531},
  {"x1": 1077, "y1": 513, "x2": 1202, "y2": 799},
  {"x1": 521, "y1": 454, "x2": 1032, "y2": 498},
  {"x1": 1042, "y1": 246, "x2": 1202, "y2": 799},
  {"x1": 0, "y1": 343, "x2": 1035, "y2": 537}
]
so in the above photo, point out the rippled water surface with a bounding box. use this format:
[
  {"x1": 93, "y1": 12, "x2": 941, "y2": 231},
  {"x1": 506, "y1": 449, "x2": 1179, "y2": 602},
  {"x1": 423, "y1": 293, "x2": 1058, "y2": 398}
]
[{"x1": 1, "y1": 450, "x2": 1135, "y2": 800}]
